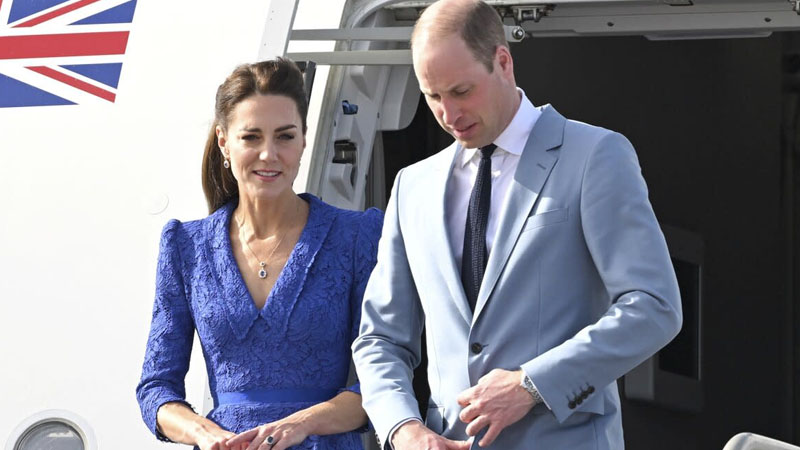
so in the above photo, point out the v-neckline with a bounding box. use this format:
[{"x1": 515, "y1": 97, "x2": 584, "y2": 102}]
[
  {"x1": 225, "y1": 195, "x2": 314, "y2": 312},
  {"x1": 206, "y1": 193, "x2": 335, "y2": 341}
]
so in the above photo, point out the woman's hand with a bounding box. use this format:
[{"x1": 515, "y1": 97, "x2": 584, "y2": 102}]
[
  {"x1": 195, "y1": 427, "x2": 237, "y2": 450},
  {"x1": 156, "y1": 402, "x2": 248, "y2": 450},
  {"x1": 225, "y1": 391, "x2": 365, "y2": 449},
  {"x1": 186, "y1": 419, "x2": 253, "y2": 450},
  {"x1": 226, "y1": 413, "x2": 312, "y2": 450}
]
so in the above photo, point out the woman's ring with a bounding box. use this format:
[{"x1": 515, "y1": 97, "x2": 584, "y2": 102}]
[{"x1": 266, "y1": 435, "x2": 275, "y2": 446}]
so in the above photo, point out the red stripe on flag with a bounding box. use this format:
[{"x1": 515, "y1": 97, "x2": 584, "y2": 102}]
[
  {"x1": 0, "y1": 32, "x2": 129, "y2": 59},
  {"x1": 27, "y1": 66, "x2": 116, "y2": 102},
  {"x1": 14, "y1": 0, "x2": 104, "y2": 27}
]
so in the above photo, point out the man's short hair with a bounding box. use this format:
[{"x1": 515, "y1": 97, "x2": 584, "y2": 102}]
[{"x1": 412, "y1": 0, "x2": 507, "y2": 73}]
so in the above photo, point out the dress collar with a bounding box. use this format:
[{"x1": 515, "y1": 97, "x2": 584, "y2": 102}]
[{"x1": 203, "y1": 193, "x2": 336, "y2": 341}]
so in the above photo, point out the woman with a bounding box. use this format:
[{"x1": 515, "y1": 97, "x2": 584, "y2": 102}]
[{"x1": 136, "y1": 59, "x2": 382, "y2": 450}]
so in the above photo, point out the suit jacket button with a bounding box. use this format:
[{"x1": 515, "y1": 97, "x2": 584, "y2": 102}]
[
  {"x1": 576, "y1": 397, "x2": 583, "y2": 405},
  {"x1": 581, "y1": 391, "x2": 589, "y2": 399},
  {"x1": 587, "y1": 386, "x2": 595, "y2": 394},
  {"x1": 470, "y1": 343, "x2": 483, "y2": 354},
  {"x1": 568, "y1": 401, "x2": 577, "y2": 409}
]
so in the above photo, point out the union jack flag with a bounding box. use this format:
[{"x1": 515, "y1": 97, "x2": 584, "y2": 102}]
[{"x1": 0, "y1": 0, "x2": 137, "y2": 107}]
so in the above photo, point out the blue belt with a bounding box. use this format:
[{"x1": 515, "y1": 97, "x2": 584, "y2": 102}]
[{"x1": 217, "y1": 388, "x2": 338, "y2": 405}]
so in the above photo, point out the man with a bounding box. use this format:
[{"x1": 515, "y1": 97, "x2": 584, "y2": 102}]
[{"x1": 352, "y1": 0, "x2": 682, "y2": 449}]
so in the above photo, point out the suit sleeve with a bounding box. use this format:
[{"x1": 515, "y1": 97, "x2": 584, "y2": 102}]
[
  {"x1": 521, "y1": 132, "x2": 683, "y2": 423},
  {"x1": 135, "y1": 219, "x2": 196, "y2": 440},
  {"x1": 352, "y1": 170, "x2": 426, "y2": 448}
]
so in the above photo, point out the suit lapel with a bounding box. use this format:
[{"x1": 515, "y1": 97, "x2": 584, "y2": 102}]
[
  {"x1": 473, "y1": 105, "x2": 565, "y2": 323},
  {"x1": 426, "y1": 142, "x2": 474, "y2": 325}
]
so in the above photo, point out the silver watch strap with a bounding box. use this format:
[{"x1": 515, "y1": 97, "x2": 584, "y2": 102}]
[{"x1": 520, "y1": 371, "x2": 544, "y2": 405}]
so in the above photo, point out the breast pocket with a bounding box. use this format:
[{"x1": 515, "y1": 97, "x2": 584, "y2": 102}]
[{"x1": 522, "y1": 207, "x2": 569, "y2": 232}]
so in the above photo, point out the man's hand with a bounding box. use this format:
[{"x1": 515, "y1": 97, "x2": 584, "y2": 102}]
[
  {"x1": 457, "y1": 369, "x2": 536, "y2": 447},
  {"x1": 391, "y1": 420, "x2": 470, "y2": 450}
]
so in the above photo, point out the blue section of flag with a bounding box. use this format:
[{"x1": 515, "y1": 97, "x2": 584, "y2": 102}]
[
  {"x1": 61, "y1": 63, "x2": 123, "y2": 88},
  {"x1": 0, "y1": 73, "x2": 75, "y2": 107},
  {"x1": 71, "y1": 0, "x2": 136, "y2": 25},
  {"x1": 8, "y1": 0, "x2": 70, "y2": 23}
]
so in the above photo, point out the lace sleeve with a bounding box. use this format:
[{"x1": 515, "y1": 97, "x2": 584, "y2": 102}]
[
  {"x1": 135, "y1": 219, "x2": 196, "y2": 441},
  {"x1": 337, "y1": 208, "x2": 383, "y2": 434},
  {"x1": 343, "y1": 208, "x2": 384, "y2": 394}
]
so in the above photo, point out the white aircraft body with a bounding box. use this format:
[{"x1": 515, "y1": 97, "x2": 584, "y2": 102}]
[{"x1": 1, "y1": 1, "x2": 798, "y2": 449}]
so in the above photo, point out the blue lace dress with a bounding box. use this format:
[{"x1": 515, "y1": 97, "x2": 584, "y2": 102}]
[{"x1": 136, "y1": 194, "x2": 383, "y2": 449}]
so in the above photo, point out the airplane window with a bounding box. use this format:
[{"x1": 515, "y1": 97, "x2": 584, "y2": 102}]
[{"x1": 14, "y1": 421, "x2": 84, "y2": 450}]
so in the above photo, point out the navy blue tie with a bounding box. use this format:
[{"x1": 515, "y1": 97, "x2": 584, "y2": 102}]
[{"x1": 461, "y1": 143, "x2": 496, "y2": 312}]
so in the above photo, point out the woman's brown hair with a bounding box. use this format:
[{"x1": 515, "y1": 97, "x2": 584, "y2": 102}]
[{"x1": 201, "y1": 58, "x2": 309, "y2": 213}]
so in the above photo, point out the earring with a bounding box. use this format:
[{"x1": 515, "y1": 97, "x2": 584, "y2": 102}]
[{"x1": 223, "y1": 159, "x2": 230, "y2": 169}]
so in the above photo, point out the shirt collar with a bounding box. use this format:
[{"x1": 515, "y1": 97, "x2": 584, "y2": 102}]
[{"x1": 457, "y1": 88, "x2": 540, "y2": 168}]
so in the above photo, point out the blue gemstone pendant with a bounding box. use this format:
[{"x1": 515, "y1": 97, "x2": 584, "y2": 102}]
[{"x1": 258, "y1": 262, "x2": 267, "y2": 279}]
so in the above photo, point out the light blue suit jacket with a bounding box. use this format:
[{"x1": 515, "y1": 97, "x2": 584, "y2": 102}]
[{"x1": 352, "y1": 105, "x2": 682, "y2": 449}]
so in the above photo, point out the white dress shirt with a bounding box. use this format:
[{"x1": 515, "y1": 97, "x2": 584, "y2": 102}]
[{"x1": 445, "y1": 89, "x2": 540, "y2": 267}]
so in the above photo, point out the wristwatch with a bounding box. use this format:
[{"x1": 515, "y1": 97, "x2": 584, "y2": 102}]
[{"x1": 520, "y1": 371, "x2": 544, "y2": 405}]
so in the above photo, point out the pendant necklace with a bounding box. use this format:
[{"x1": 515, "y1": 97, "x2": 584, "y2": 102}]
[{"x1": 235, "y1": 213, "x2": 289, "y2": 279}]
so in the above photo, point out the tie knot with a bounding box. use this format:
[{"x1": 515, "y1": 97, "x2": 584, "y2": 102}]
[{"x1": 480, "y1": 144, "x2": 497, "y2": 159}]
